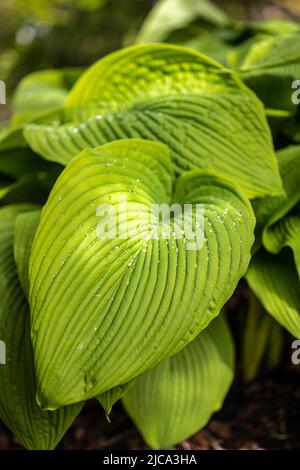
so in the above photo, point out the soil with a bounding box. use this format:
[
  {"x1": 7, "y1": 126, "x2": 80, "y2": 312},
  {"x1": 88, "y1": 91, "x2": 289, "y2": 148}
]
[{"x1": 1, "y1": 367, "x2": 299, "y2": 450}]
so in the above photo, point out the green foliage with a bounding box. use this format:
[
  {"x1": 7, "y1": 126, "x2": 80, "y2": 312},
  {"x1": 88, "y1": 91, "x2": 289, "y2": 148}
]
[
  {"x1": 136, "y1": 0, "x2": 300, "y2": 68},
  {"x1": 0, "y1": 0, "x2": 151, "y2": 92},
  {"x1": 11, "y1": 68, "x2": 83, "y2": 125},
  {"x1": 14, "y1": 209, "x2": 41, "y2": 297},
  {"x1": 0, "y1": 205, "x2": 83, "y2": 449},
  {"x1": 248, "y1": 146, "x2": 300, "y2": 338},
  {"x1": 247, "y1": 251, "x2": 300, "y2": 338},
  {"x1": 136, "y1": 0, "x2": 230, "y2": 45},
  {"x1": 24, "y1": 44, "x2": 281, "y2": 198},
  {"x1": 242, "y1": 293, "x2": 284, "y2": 381},
  {"x1": 28, "y1": 138, "x2": 254, "y2": 408},
  {"x1": 0, "y1": 1, "x2": 300, "y2": 450},
  {"x1": 123, "y1": 314, "x2": 234, "y2": 449}
]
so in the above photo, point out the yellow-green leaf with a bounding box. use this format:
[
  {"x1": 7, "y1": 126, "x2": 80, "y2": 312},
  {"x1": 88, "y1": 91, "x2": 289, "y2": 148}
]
[
  {"x1": 0, "y1": 205, "x2": 83, "y2": 449},
  {"x1": 123, "y1": 314, "x2": 234, "y2": 449},
  {"x1": 28, "y1": 139, "x2": 254, "y2": 409}
]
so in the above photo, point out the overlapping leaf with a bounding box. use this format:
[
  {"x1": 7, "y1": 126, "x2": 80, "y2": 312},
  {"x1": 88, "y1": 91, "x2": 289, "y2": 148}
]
[
  {"x1": 98, "y1": 382, "x2": 135, "y2": 420},
  {"x1": 0, "y1": 148, "x2": 55, "y2": 180},
  {"x1": 0, "y1": 126, "x2": 28, "y2": 152},
  {"x1": 262, "y1": 146, "x2": 300, "y2": 274},
  {"x1": 28, "y1": 139, "x2": 255, "y2": 409},
  {"x1": 135, "y1": 0, "x2": 230, "y2": 44},
  {"x1": 248, "y1": 145, "x2": 300, "y2": 337},
  {"x1": 123, "y1": 314, "x2": 234, "y2": 449},
  {"x1": 14, "y1": 209, "x2": 41, "y2": 297},
  {"x1": 0, "y1": 69, "x2": 78, "y2": 199},
  {"x1": 24, "y1": 44, "x2": 282, "y2": 199},
  {"x1": 240, "y1": 34, "x2": 300, "y2": 112},
  {"x1": 0, "y1": 205, "x2": 83, "y2": 449},
  {"x1": 0, "y1": 126, "x2": 63, "y2": 206},
  {"x1": 242, "y1": 293, "x2": 284, "y2": 380},
  {"x1": 12, "y1": 68, "x2": 82, "y2": 125},
  {"x1": 264, "y1": 208, "x2": 300, "y2": 278},
  {"x1": 242, "y1": 34, "x2": 300, "y2": 70},
  {"x1": 246, "y1": 251, "x2": 300, "y2": 338},
  {"x1": 253, "y1": 144, "x2": 300, "y2": 249}
]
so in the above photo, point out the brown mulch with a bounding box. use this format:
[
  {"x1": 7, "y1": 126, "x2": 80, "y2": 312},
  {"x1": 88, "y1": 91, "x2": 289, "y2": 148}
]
[{"x1": 0, "y1": 367, "x2": 299, "y2": 450}]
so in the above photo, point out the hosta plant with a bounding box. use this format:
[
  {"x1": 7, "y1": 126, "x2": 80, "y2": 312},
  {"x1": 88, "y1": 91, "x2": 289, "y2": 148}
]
[{"x1": 0, "y1": 21, "x2": 299, "y2": 450}]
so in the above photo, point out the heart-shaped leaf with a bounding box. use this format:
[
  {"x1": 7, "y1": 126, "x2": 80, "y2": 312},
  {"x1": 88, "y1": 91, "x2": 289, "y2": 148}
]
[
  {"x1": 0, "y1": 205, "x2": 83, "y2": 449},
  {"x1": 24, "y1": 44, "x2": 282, "y2": 199},
  {"x1": 28, "y1": 139, "x2": 254, "y2": 409},
  {"x1": 123, "y1": 314, "x2": 234, "y2": 449},
  {"x1": 253, "y1": 144, "x2": 300, "y2": 250}
]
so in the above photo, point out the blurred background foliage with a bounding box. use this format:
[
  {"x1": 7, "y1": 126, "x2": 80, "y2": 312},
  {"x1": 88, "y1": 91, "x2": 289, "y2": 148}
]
[{"x1": 1, "y1": 0, "x2": 300, "y2": 101}]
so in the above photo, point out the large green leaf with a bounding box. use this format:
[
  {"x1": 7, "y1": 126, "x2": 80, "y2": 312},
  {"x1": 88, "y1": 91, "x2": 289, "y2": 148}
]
[
  {"x1": 0, "y1": 205, "x2": 83, "y2": 449},
  {"x1": 12, "y1": 68, "x2": 83, "y2": 126},
  {"x1": 251, "y1": 20, "x2": 300, "y2": 36},
  {"x1": 14, "y1": 209, "x2": 41, "y2": 298},
  {"x1": 242, "y1": 34, "x2": 300, "y2": 70},
  {"x1": 135, "y1": 0, "x2": 230, "y2": 44},
  {"x1": 123, "y1": 314, "x2": 234, "y2": 449},
  {"x1": 24, "y1": 44, "x2": 282, "y2": 199},
  {"x1": 28, "y1": 139, "x2": 255, "y2": 409},
  {"x1": 246, "y1": 250, "x2": 300, "y2": 338},
  {"x1": 242, "y1": 65, "x2": 300, "y2": 113}
]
